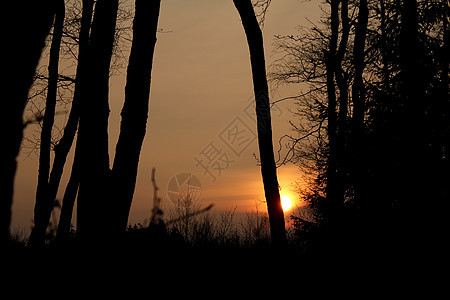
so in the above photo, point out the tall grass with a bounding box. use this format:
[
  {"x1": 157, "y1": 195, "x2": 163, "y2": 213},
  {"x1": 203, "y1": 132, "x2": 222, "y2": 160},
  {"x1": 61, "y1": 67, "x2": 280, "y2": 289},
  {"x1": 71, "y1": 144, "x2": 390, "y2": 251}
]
[{"x1": 162, "y1": 202, "x2": 271, "y2": 249}]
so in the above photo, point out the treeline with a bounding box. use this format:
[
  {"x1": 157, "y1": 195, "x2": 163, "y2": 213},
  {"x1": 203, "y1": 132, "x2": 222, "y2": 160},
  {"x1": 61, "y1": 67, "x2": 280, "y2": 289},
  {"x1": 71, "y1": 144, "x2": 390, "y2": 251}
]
[{"x1": 273, "y1": 0, "x2": 448, "y2": 253}]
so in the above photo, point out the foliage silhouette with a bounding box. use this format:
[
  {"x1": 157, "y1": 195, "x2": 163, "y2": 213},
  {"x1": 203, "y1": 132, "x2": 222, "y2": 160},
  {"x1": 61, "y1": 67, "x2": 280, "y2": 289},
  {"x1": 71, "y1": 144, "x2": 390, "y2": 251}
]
[{"x1": 271, "y1": 0, "x2": 448, "y2": 256}]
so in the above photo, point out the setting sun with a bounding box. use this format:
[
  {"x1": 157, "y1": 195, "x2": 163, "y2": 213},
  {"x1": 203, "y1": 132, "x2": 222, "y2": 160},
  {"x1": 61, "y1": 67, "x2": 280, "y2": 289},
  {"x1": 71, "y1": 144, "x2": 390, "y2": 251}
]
[{"x1": 280, "y1": 195, "x2": 293, "y2": 212}]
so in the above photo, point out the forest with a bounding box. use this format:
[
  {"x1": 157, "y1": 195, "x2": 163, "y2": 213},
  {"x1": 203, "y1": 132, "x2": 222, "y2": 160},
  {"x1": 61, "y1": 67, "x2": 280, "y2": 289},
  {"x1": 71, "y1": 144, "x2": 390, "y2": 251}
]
[{"x1": 1, "y1": 0, "x2": 448, "y2": 266}]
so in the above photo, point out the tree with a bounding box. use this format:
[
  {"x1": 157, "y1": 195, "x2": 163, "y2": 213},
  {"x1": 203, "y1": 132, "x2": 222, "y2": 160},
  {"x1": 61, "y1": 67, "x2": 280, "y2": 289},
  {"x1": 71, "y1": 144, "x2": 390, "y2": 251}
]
[
  {"x1": 56, "y1": 139, "x2": 81, "y2": 241},
  {"x1": 323, "y1": 0, "x2": 342, "y2": 228},
  {"x1": 233, "y1": 0, "x2": 287, "y2": 247},
  {"x1": 271, "y1": 1, "x2": 371, "y2": 237},
  {"x1": 29, "y1": 0, "x2": 66, "y2": 247},
  {"x1": 77, "y1": 0, "x2": 119, "y2": 236},
  {"x1": 75, "y1": 0, "x2": 162, "y2": 237},
  {"x1": 350, "y1": 0, "x2": 368, "y2": 215},
  {"x1": 1, "y1": 1, "x2": 57, "y2": 245},
  {"x1": 111, "y1": 0, "x2": 162, "y2": 232},
  {"x1": 54, "y1": 0, "x2": 96, "y2": 243},
  {"x1": 25, "y1": 0, "x2": 133, "y2": 243},
  {"x1": 271, "y1": 0, "x2": 448, "y2": 253},
  {"x1": 396, "y1": 0, "x2": 429, "y2": 247}
]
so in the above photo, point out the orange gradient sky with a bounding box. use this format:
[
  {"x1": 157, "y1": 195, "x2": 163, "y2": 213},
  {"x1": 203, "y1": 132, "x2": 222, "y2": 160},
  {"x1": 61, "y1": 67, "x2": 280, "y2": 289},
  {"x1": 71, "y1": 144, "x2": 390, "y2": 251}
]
[{"x1": 12, "y1": 0, "x2": 320, "y2": 231}]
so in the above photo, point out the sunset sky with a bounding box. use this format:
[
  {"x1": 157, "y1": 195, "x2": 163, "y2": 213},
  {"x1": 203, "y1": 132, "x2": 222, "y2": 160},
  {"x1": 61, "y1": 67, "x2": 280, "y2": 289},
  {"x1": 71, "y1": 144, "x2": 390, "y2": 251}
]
[{"x1": 13, "y1": 0, "x2": 321, "y2": 232}]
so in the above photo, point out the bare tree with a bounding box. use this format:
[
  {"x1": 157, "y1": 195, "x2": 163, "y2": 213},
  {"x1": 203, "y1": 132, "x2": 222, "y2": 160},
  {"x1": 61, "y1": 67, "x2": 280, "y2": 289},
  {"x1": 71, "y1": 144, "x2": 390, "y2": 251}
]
[
  {"x1": 55, "y1": 139, "x2": 81, "y2": 242},
  {"x1": 323, "y1": 0, "x2": 341, "y2": 225},
  {"x1": 252, "y1": 0, "x2": 272, "y2": 26},
  {"x1": 1, "y1": 1, "x2": 57, "y2": 245},
  {"x1": 29, "y1": 0, "x2": 66, "y2": 247},
  {"x1": 26, "y1": 0, "x2": 133, "y2": 243},
  {"x1": 397, "y1": 0, "x2": 426, "y2": 244},
  {"x1": 111, "y1": 0, "x2": 162, "y2": 232},
  {"x1": 351, "y1": 0, "x2": 368, "y2": 213},
  {"x1": 54, "y1": 0, "x2": 96, "y2": 242},
  {"x1": 77, "y1": 0, "x2": 119, "y2": 236},
  {"x1": 233, "y1": 0, "x2": 287, "y2": 247}
]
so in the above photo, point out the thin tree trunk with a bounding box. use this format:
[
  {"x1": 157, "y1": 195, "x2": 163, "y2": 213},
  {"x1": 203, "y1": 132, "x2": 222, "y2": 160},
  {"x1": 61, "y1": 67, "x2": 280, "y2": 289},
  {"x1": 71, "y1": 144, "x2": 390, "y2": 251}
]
[
  {"x1": 336, "y1": 0, "x2": 349, "y2": 122},
  {"x1": 398, "y1": 0, "x2": 425, "y2": 244},
  {"x1": 55, "y1": 137, "x2": 81, "y2": 242},
  {"x1": 434, "y1": 0, "x2": 449, "y2": 249},
  {"x1": 77, "y1": 0, "x2": 118, "y2": 236},
  {"x1": 46, "y1": 0, "x2": 94, "y2": 227},
  {"x1": 379, "y1": 0, "x2": 390, "y2": 89},
  {"x1": 439, "y1": 0, "x2": 449, "y2": 203},
  {"x1": 111, "y1": 0, "x2": 161, "y2": 232},
  {"x1": 50, "y1": 0, "x2": 95, "y2": 243},
  {"x1": 1, "y1": 1, "x2": 56, "y2": 245},
  {"x1": 351, "y1": 0, "x2": 368, "y2": 210},
  {"x1": 399, "y1": 0, "x2": 420, "y2": 207},
  {"x1": 336, "y1": 0, "x2": 350, "y2": 124},
  {"x1": 335, "y1": 0, "x2": 350, "y2": 201},
  {"x1": 29, "y1": 0, "x2": 66, "y2": 247},
  {"x1": 233, "y1": 0, "x2": 287, "y2": 247},
  {"x1": 324, "y1": 0, "x2": 341, "y2": 223},
  {"x1": 352, "y1": 0, "x2": 368, "y2": 130}
]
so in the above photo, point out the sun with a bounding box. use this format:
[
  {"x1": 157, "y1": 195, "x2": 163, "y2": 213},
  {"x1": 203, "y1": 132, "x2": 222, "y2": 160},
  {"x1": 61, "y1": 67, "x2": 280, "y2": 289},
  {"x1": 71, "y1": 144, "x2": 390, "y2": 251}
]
[{"x1": 280, "y1": 195, "x2": 293, "y2": 212}]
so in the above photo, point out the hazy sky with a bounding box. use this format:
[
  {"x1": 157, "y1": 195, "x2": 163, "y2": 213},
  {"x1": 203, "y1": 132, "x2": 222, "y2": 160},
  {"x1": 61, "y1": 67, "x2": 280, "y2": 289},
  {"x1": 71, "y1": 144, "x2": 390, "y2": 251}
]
[{"x1": 13, "y1": 0, "x2": 321, "y2": 232}]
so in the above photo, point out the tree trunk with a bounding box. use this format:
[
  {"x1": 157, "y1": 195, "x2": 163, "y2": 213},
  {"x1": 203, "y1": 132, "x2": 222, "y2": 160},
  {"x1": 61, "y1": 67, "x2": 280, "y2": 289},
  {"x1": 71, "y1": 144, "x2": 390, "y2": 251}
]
[
  {"x1": 352, "y1": 0, "x2": 369, "y2": 138},
  {"x1": 439, "y1": 0, "x2": 449, "y2": 208},
  {"x1": 233, "y1": 0, "x2": 287, "y2": 247},
  {"x1": 1, "y1": 1, "x2": 56, "y2": 245},
  {"x1": 379, "y1": 0, "x2": 390, "y2": 89},
  {"x1": 434, "y1": 0, "x2": 449, "y2": 250},
  {"x1": 398, "y1": 0, "x2": 426, "y2": 246},
  {"x1": 46, "y1": 0, "x2": 94, "y2": 236},
  {"x1": 324, "y1": 0, "x2": 341, "y2": 223},
  {"x1": 335, "y1": 0, "x2": 350, "y2": 205},
  {"x1": 111, "y1": 0, "x2": 161, "y2": 232},
  {"x1": 55, "y1": 137, "x2": 81, "y2": 242},
  {"x1": 29, "y1": 0, "x2": 66, "y2": 247},
  {"x1": 399, "y1": 0, "x2": 420, "y2": 207},
  {"x1": 336, "y1": 0, "x2": 350, "y2": 126},
  {"x1": 351, "y1": 0, "x2": 368, "y2": 211},
  {"x1": 77, "y1": 0, "x2": 118, "y2": 236}
]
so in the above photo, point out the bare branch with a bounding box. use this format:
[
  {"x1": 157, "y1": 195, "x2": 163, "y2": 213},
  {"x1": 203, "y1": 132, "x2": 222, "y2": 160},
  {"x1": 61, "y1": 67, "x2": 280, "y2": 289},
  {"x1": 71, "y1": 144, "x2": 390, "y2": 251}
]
[{"x1": 252, "y1": 0, "x2": 271, "y2": 27}]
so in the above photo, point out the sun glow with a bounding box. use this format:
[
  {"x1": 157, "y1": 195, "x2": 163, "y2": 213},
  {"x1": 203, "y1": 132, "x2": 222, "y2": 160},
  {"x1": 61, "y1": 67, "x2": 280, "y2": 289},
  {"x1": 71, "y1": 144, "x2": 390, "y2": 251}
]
[{"x1": 280, "y1": 195, "x2": 293, "y2": 212}]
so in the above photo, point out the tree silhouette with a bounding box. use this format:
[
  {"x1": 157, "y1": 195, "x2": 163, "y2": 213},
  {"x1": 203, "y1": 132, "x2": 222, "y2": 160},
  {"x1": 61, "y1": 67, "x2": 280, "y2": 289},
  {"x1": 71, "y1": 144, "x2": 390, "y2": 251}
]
[
  {"x1": 75, "y1": 0, "x2": 161, "y2": 238},
  {"x1": 111, "y1": 0, "x2": 161, "y2": 232},
  {"x1": 56, "y1": 138, "x2": 81, "y2": 242},
  {"x1": 77, "y1": 0, "x2": 119, "y2": 236},
  {"x1": 271, "y1": 0, "x2": 449, "y2": 253},
  {"x1": 323, "y1": 0, "x2": 341, "y2": 229},
  {"x1": 29, "y1": 0, "x2": 66, "y2": 247},
  {"x1": 2, "y1": 1, "x2": 57, "y2": 245},
  {"x1": 55, "y1": 0, "x2": 96, "y2": 242},
  {"x1": 233, "y1": 0, "x2": 287, "y2": 247},
  {"x1": 26, "y1": 0, "x2": 134, "y2": 244},
  {"x1": 350, "y1": 0, "x2": 368, "y2": 221}
]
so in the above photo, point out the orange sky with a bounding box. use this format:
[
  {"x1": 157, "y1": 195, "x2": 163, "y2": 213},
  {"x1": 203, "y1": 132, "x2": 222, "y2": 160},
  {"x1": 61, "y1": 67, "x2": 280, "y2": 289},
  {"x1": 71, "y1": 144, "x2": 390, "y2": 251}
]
[{"x1": 12, "y1": 0, "x2": 320, "y2": 232}]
